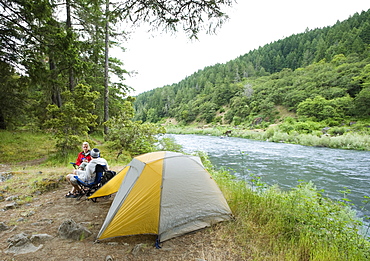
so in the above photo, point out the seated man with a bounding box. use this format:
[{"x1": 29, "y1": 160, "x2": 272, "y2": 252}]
[{"x1": 65, "y1": 148, "x2": 109, "y2": 198}]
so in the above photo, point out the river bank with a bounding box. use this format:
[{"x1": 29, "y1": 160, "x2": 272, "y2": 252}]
[
  {"x1": 165, "y1": 124, "x2": 370, "y2": 151},
  {"x1": 1, "y1": 131, "x2": 370, "y2": 260}
]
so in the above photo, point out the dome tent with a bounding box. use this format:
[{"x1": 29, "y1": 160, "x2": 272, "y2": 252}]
[{"x1": 90, "y1": 151, "x2": 232, "y2": 243}]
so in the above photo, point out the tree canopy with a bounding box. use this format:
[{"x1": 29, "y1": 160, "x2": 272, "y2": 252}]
[
  {"x1": 0, "y1": 0, "x2": 235, "y2": 155},
  {"x1": 134, "y1": 9, "x2": 370, "y2": 128}
]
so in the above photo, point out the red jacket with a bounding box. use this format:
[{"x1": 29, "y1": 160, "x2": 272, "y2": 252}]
[{"x1": 75, "y1": 151, "x2": 92, "y2": 166}]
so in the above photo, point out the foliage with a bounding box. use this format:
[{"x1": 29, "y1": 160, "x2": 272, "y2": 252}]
[
  {"x1": 0, "y1": 0, "x2": 234, "y2": 135},
  {"x1": 297, "y1": 95, "x2": 354, "y2": 121},
  {"x1": 134, "y1": 10, "x2": 370, "y2": 130},
  {"x1": 0, "y1": 62, "x2": 31, "y2": 130},
  {"x1": 113, "y1": 0, "x2": 234, "y2": 39},
  {"x1": 44, "y1": 84, "x2": 99, "y2": 155},
  {"x1": 210, "y1": 164, "x2": 370, "y2": 260},
  {"x1": 105, "y1": 100, "x2": 166, "y2": 158},
  {"x1": 156, "y1": 136, "x2": 183, "y2": 152}
]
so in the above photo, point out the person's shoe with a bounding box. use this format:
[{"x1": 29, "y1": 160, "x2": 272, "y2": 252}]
[
  {"x1": 65, "y1": 191, "x2": 74, "y2": 198},
  {"x1": 65, "y1": 191, "x2": 79, "y2": 198}
]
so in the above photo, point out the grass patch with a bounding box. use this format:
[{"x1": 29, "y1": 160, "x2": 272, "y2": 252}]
[
  {"x1": 0, "y1": 131, "x2": 131, "y2": 204},
  {"x1": 0, "y1": 167, "x2": 66, "y2": 202},
  {"x1": 211, "y1": 168, "x2": 370, "y2": 260},
  {"x1": 0, "y1": 130, "x2": 57, "y2": 164}
]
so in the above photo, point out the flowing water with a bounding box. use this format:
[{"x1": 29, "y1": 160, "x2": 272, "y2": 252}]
[{"x1": 167, "y1": 134, "x2": 370, "y2": 222}]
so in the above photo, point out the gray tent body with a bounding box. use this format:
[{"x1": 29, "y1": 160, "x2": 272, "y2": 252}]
[{"x1": 96, "y1": 151, "x2": 232, "y2": 242}]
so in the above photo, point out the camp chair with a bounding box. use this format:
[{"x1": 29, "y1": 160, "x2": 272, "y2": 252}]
[
  {"x1": 70, "y1": 162, "x2": 78, "y2": 169},
  {"x1": 74, "y1": 164, "x2": 107, "y2": 202}
]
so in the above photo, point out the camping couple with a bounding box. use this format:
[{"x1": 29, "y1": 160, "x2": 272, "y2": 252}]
[{"x1": 65, "y1": 142, "x2": 109, "y2": 198}]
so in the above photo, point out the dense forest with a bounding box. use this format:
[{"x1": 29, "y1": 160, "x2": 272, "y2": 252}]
[
  {"x1": 0, "y1": 0, "x2": 234, "y2": 155},
  {"x1": 134, "y1": 9, "x2": 370, "y2": 132}
]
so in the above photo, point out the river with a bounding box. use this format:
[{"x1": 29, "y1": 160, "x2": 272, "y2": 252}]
[{"x1": 167, "y1": 134, "x2": 370, "y2": 222}]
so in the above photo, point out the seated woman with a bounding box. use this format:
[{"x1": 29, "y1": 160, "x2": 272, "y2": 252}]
[
  {"x1": 75, "y1": 142, "x2": 92, "y2": 170},
  {"x1": 65, "y1": 148, "x2": 109, "y2": 198}
]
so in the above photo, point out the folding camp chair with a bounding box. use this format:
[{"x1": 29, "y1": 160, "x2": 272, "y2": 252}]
[
  {"x1": 70, "y1": 162, "x2": 78, "y2": 169},
  {"x1": 74, "y1": 164, "x2": 107, "y2": 202}
]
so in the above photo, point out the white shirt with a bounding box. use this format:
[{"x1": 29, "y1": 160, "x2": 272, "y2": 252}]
[{"x1": 76, "y1": 157, "x2": 109, "y2": 183}]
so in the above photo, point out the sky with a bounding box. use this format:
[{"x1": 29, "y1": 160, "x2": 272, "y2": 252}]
[{"x1": 118, "y1": 0, "x2": 370, "y2": 96}]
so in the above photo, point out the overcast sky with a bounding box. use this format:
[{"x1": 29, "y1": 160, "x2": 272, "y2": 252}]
[{"x1": 118, "y1": 0, "x2": 370, "y2": 96}]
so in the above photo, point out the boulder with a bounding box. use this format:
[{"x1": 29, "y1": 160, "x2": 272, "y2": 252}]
[
  {"x1": 30, "y1": 233, "x2": 54, "y2": 245},
  {"x1": 0, "y1": 221, "x2": 9, "y2": 231},
  {"x1": 4, "y1": 232, "x2": 43, "y2": 255},
  {"x1": 57, "y1": 219, "x2": 92, "y2": 241}
]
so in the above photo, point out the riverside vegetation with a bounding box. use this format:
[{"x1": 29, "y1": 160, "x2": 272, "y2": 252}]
[
  {"x1": 1, "y1": 131, "x2": 370, "y2": 260},
  {"x1": 165, "y1": 120, "x2": 370, "y2": 151}
]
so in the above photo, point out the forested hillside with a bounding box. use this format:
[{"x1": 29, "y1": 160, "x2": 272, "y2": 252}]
[{"x1": 134, "y1": 9, "x2": 370, "y2": 130}]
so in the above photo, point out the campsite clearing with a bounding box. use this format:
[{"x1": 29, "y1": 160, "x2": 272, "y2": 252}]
[{"x1": 0, "y1": 164, "x2": 241, "y2": 261}]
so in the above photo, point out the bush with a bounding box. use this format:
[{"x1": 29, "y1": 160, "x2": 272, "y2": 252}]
[
  {"x1": 263, "y1": 125, "x2": 277, "y2": 140},
  {"x1": 328, "y1": 126, "x2": 350, "y2": 136},
  {"x1": 233, "y1": 116, "x2": 242, "y2": 126},
  {"x1": 279, "y1": 122, "x2": 295, "y2": 134},
  {"x1": 105, "y1": 100, "x2": 166, "y2": 158}
]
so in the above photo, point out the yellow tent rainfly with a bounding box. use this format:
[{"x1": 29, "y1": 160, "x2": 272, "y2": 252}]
[{"x1": 90, "y1": 151, "x2": 232, "y2": 244}]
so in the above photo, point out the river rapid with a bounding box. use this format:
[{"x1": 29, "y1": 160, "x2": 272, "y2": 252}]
[{"x1": 167, "y1": 134, "x2": 370, "y2": 222}]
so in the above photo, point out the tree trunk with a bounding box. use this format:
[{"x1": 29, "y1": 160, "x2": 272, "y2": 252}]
[
  {"x1": 49, "y1": 58, "x2": 62, "y2": 107},
  {"x1": 0, "y1": 110, "x2": 6, "y2": 129},
  {"x1": 103, "y1": 0, "x2": 109, "y2": 135},
  {"x1": 66, "y1": 0, "x2": 75, "y2": 91}
]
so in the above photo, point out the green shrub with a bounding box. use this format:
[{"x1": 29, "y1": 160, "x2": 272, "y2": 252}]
[
  {"x1": 233, "y1": 116, "x2": 242, "y2": 126},
  {"x1": 214, "y1": 115, "x2": 223, "y2": 123},
  {"x1": 328, "y1": 126, "x2": 350, "y2": 136},
  {"x1": 279, "y1": 122, "x2": 295, "y2": 134},
  {"x1": 263, "y1": 125, "x2": 277, "y2": 140},
  {"x1": 105, "y1": 100, "x2": 166, "y2": 157}
]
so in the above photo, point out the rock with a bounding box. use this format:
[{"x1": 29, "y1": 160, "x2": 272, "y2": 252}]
[
  {"x1": 0, "y1": 171, "x2": 13, "y2": 182},
  {"x1": 5, "y1": 195, "x2": 18, "y2": 201},
  {"x1": 30, "y1": 234, "x2": 54, "y2": 245},
  {"x1": 322, "y1": 127, "x2": 330, "y2": 134},
  {"x1": 21, "y1": 210, "x2": 35, "y2": 217},
  {"x1": 105, "y1": 255, "x2": 114, "y2": 261},
  {"x1": 8, "y1": 232, "x2": 29, "y2": 247},
  {"x1": 4, "y1": 202, "x2": 17, "y2": 210},
  {"x1": 132, "y1": 243, "x2": 144, "y2": 256},
  {"x1": 57, "y1": 219, "x2": 92, "y2": 241},
  {"x1": 4, "y1": 232, "x2": 43, "y2": 255},
  {"x1": 0, "y1": 221, "x2": 9, "y2": 231}
]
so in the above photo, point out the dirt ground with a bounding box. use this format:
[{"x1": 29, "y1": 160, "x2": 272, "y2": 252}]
[{"x1": 0, "y1": 164, "x2": 243, "y2": 261}]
